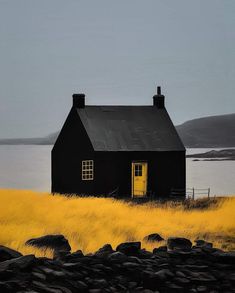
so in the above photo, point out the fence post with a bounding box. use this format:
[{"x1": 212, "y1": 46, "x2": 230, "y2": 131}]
[
  {"x1": 208, "y1": 188, "x2": 210, "y2": 198},
  {"x1": 192, "y1": 187, "x2": 195, "y2": 200}
]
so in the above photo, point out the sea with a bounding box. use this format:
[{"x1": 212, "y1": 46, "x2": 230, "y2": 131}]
[{"x1": 0, "y1": 145, "x2": 234, "y2": 198}]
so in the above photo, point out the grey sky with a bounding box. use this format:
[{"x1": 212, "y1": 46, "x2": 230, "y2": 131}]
[{"x1": 0, "y1": 0, "x2": 234, "y2": 138}]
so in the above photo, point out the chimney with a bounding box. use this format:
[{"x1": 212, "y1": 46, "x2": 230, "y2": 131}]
[
  {"x1": 73, "y1": 93, "x2": 85, "y2": 108},
  {"x1": 153, "y1": 86, "x2": 165, "y2": 108}
]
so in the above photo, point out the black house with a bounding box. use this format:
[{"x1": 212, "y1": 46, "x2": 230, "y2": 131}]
[{"x1": 52, "y1": 87, "x2": 185, "y2": 198}]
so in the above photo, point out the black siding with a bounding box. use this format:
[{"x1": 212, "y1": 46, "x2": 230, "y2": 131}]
[
  {"x1": 93, "y1": 151, "x2": 185, "y2": 198},
  {"x1": 52, "y1": 107, "x2": 95, "y2": 194}
]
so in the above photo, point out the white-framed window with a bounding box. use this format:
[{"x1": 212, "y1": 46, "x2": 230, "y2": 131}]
[
  {"x1": 134, "y1": 164, "x2": 143, "y2": 177},
  {"x1": 82, "y1": 160, "x2": 94, "y2": 180}
]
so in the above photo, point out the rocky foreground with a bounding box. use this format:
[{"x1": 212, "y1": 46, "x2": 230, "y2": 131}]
[{"x1": 0, "y1": 235, "x2": 235, "y2": 293}]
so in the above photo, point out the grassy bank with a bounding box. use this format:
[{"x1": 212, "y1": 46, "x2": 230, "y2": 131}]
[{"x1": 0, "y1": 189, "x2": 234, "y2": 257}]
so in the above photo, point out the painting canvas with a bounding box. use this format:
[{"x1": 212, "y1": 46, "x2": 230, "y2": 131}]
[{"x1": 0, "y1": 1, "x2": 234, "y2": 292}]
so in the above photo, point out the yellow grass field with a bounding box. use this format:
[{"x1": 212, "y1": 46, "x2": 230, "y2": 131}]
[{"x1": 0, "y1": 189, "x2": 235, "y2": 257}]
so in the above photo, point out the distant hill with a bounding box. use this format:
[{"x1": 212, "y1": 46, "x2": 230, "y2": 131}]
[
  {"x1": 176, "y1": 113, "x2": 235, "y2": 148},
  {"x1": 0, "y1": 113, "x2": 235, "y2": 147},
  {"x1": 0, "y1": 132, "x2": 59, "y2": 145}
]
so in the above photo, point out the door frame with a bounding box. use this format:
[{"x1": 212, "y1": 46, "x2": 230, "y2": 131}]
[{"x1": 131, "y1": 161, "x2": 148, "y2": 198}]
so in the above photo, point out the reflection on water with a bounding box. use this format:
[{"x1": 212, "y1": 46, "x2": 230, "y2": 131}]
[{"x1": 0, "y1": 146, "x2": 234, "y2": 197}]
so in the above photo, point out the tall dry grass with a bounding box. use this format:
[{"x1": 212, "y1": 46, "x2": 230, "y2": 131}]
[{"x1": 0, "y1": 189, "x2": 234, "y2": 257}]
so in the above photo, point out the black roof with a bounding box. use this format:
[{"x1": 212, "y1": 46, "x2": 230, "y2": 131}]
[{"x1": 77, "y1": 106, "x2": 185, "y2": 151}]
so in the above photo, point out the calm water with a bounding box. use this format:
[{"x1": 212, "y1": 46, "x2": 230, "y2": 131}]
[{"x1": 0, "y1": 145, "x2": 234, "y2": 197}]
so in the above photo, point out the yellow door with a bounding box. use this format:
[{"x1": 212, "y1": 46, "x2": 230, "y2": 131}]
[{"x1": 132, "y1": 162, "x2": 148, "y2": 197}]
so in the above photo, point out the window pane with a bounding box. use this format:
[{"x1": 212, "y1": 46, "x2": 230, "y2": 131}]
[{"x1": 82, "y1": 160, "x2": 94, "y2": 180}]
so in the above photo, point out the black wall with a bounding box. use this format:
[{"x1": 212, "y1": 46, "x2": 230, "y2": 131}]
[
  {"x1": 51, "y1": 107, "x2": 95, "y2": 194},
  {"x1": 92, "y1": 151, "x2": 185, "y2": 198}
]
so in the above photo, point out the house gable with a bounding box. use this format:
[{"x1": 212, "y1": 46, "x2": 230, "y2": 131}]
[{"x1": 52, "y1": 107, "x2": 94, "y2": 153}]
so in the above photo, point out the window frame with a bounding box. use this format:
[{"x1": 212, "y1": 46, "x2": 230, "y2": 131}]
[
  {"x1": 134, "y1": 164, "x2": 143, "y2": 177},
  {"x1": 82, "y1": 160, "x2": 94, "y2": 181}
]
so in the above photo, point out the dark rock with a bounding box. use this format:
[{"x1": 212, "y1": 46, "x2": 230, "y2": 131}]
[
  {"x1": 0, "y1": 282, "x2": 12, "y2": 293},
  {"x1": 127, "y1": 256, "x2": 143, "y2": 264},
  {"x1": 53, "y1": 250, "x2": 70, "y2": 260},
  {"x1": 26, "y1": 234, "x2": 71, "y2": 252},
  {"x1": 154, "y1": 269, "x2": 174, "y2": 281},
  {"x1": 175, "y1": 264, "x2": 209, "y2": 271},
  {"x1": 134, "y1": 287, "x2": 145, "y2": 292},
  {"x1": 62, "y1": 262, "x2": 80, "y2": 270},
  {"x1": 195, "y1": 239, "x2": 206, "y2": 246},
  {"x1": 128, "y1": 281, "x2": 138, "y2": 289},
  {"x1": 50, "y1": 270, "x2": 67, "y2": 278},
  {"x1": 144, "y1": 233, "x2": 164, "y2": 242},
  {"x1": 1, "y1": 280, "x2": 25, "y2": 292},
  {"x1": 116, "y1": 241, "x2": 141, "y2": 255},
  {"x1": 142, "y1": 269, "x2": 174, "y2": 290},
  {"x1": 153, "y1": 246, "x2": 167, "y2": 253},
  {"x1": 122, "y1": 262, "x2": 140, "y2": 270},
  {"x1": 174, "y1": 277, "x2": 191, "y2": 284},
  {"x1": 0, "y1": 245, "x2": 22, "y2": 262},
  {"x1": 107, "y1": 251, "x2": 127, "y2": 262},
  {"x1": 0, "y1": 269, "x2": 14, "y2": 279},
  {"x1": 166, "y1": 282, "x2": 184, "y2": 291},
  {"x1": 47, "y1": 285, "x2": 73, "y2": 293},
  {"x1": 158, "y1": 263, "x2": 170, "y2": 269},
  {"x1": 175, "y1": 271, "x2": 187, "y2": 278},
  {"x1": 197, "y1": 286, "x2": 208, "y2": 292},
  {"x1": 32, "y1": 271, "x2": 47, "y2": 280},
  {"x1": 142, "y1": 270, "x2": 158, "y2": 290},
  {"x1": 38, "y1": 266, "x2": 55, "y2": 275},
  {"x1": 138, "y1": 249, "x2": 153, "y2": 258},
  {"x1": 0, "y1": 255, "x2": 35, "y2": 271},
  {"x1": 32, "y1": 280, "x2": 63, "y2": 292},
  {"x1": 76, "y1": 281, "x2": 88, "y2": 291},
  {"x1": 227, "y1": 272, "x2": 235, "y2": 282},
  {"x1": 94, "y1": 244, "x2": 114, "y2": 258},
  {"x1": 92, "y1": 278, "x2": 108, "y2": 288},
  {"x1": 213, "y1": 251, "x2": 235, "y2": 264},
  {"x1": 71, "y1": 249, "x2": 84, "y2": 257},
  {"x1": 195, "y1": 239, "x2": 213, "y2": 248},
  {"x1": 167, "y1": 237, "x2": 192, "y2": 250}
]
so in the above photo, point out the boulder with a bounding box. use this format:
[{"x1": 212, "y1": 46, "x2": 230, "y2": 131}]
[
  {"x1": 167, "y1": 237, "x2": 192, "y2": 250},
  {"x1": 53, "y1": 250, "x2": 70, "y2": 260},
  {"x1": 153, "y1": 246, "x2": 167, "y2": 253},
  {"x1": 0, "y1": 255, "x2": 35, "y2": 272},
  {"x1": 92, "y1": 279, "x2": 108, "y2": 289},
  {"x1": 141, "y1": 270, "x2": 157, "y2": 290},
  {"x1": 25, "y1": 234, "x2": 71, "y2": 252},
  {"x1": 0, "y1": 245, "x2": 22, "y2": 262},
  {"x1": 138, "y1": 249, "x2": 153, "y2": 258},
  {"x1": 116, "y1": 242, "x2": 141, "y2": 255},
  {"x1": 154, "y1": 268, "x2": 174, "y2": 281},
  {"x1": 144, "y1": 233, "x2": 164, "y2": 242},
  {"x1": 94, "y1": 244, "x2": 114, "y2": 258},
  {"x1": 122, "y1": 262, "x2": 140, "y2": 269},
  {"x1": 62, "y1": 250, "x2": 84, "y2": 262},
  {"x1": 107, "y1": 251, "x2": 127, "y2": 262},
  {"x1": 213, "y1": 251, "x2": 235, "y2": 264},
  {"x1": 194, "y1": 239, "x2": 213, "y2": 248}
]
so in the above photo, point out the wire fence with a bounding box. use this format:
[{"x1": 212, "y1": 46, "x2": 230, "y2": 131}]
[{"x1": 186, "y1": 188, "x2": 211, "y2": 200}]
